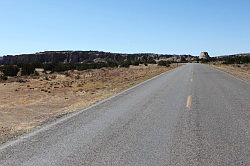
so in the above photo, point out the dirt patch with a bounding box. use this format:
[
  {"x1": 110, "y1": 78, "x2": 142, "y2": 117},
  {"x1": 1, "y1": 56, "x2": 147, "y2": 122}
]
[
  {"x1": 0, "y1": 64, "x2": 177, "y2": 144},
  {"x1": 212, "y1": 64, "x2": 250, "y2": 81}
]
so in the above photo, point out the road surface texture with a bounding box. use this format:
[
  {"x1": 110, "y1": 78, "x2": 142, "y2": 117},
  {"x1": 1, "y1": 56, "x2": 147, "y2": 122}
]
[{"x1": 0, "y1": 64, "x2": 249, "y2": 166}]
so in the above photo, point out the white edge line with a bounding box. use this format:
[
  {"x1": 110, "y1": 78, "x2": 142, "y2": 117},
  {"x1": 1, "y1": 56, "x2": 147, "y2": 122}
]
[
  {"x1": 209, "y1": 65, "x2": 249, "y2": 85},
  {"x1": 0, "y1": 66, "x2": 183, "y2": 150}
]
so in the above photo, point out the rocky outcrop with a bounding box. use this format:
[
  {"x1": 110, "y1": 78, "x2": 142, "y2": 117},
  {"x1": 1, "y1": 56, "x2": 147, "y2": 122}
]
[
  {"x1": 199, "y1": 52, "x2": 210, "y2": 60},
  {"x1": 0, "y1": 51, "x2": 128, "y2": 64},
  {"x1": 0, "y1": 51, "x2": 195, "y2": 65}
]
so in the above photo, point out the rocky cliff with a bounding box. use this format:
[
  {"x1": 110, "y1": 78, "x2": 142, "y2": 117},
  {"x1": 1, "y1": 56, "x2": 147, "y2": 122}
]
[
  {"x1": 1, "y1": 51, "x2": 119, "y2": 64},
  {"x1": 0, "y1": 51, "x2": 140, "y2": 64},
  {"x1": 199, "y1": 52, "x2": 210, "y2": 59},
  {"x1": 0, "y1": 51, "x2": 193, "y2": 65}
]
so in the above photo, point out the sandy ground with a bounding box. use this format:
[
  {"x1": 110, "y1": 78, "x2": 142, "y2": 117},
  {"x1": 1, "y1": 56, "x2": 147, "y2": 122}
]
[
  {"x1": 0, "y1": 64, "x2": 176, "y2": 144},
  {"x1": 212, "y1": 63, "x2": 250, "y2": 81}
]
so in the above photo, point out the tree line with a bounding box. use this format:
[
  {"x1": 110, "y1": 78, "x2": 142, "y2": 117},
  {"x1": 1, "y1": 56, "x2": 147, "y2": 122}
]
[
  {"x1": 221, "y1": 56, "x2": 250, "y2": 64},
  {"x1": 0, "y1": 59, "x2": 163, "y2": 79}
]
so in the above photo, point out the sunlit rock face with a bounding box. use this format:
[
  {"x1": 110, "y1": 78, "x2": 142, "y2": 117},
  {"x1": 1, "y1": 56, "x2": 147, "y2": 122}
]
[{"x1": 199, "y1": 52, "x2": 210, "y2": 60}]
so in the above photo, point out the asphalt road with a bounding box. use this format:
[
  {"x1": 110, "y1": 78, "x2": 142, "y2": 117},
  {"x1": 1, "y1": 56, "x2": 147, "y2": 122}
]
[{"x1": 0, "y1": 64, "x2": 249, "y2": 166}]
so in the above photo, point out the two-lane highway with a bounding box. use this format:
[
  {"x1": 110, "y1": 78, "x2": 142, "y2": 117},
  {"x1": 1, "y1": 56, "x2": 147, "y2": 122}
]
[{"x1": 0, "y1": 64, "x2": 249, "y2": 166}]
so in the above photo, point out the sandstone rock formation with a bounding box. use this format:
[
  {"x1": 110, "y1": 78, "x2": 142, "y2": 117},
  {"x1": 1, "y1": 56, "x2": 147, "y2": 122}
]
[
  {"x1": 0, "y1": 51, "x2": 197, "y2": 65},
  {"x1": 199, "y1": 52, "x2": 210, "y2": 60}
]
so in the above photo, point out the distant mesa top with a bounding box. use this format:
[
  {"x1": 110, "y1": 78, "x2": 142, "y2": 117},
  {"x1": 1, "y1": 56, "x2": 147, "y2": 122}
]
[{"x1": 199, "y1": 52, "x2": 210, "y2": 60}]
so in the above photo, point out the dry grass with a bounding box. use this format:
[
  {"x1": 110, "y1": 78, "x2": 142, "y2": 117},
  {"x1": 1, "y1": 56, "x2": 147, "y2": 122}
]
[
  {"x1": 0, "y1": 64, "x2": 176, "y2": 143},
  {"x1": 212, "y1": 63, "x2": 250, "y2": 81}
]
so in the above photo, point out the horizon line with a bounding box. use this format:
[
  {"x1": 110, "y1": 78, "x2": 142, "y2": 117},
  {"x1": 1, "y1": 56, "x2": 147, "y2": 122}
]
[{"x1": 1, "y1": 50, "x2": 250, "y2": 58}]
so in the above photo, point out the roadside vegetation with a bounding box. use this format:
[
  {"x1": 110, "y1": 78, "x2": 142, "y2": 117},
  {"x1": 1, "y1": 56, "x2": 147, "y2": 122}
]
[
  {"x1": 0, "y1": 62, "x2": 176, "y2": 144},
  {"x1": 196, "y1": 55, "x2": 249, "y2": 64},
  {"x1": 221, "y1": 56, "x2": 250, "y2": 64},
  {"x1": 0, "y1": 59, "x2": 163, "y2": 81},
  {"x1": 157, "y1": 60, "x2": 171, "y2": 67},
  {"x1": 209, "y1": 56, "x2": 250, "y2": 81}
]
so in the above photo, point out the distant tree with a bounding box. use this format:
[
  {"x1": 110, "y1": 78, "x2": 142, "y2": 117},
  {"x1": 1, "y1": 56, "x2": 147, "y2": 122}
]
[
  {"x1": 21, "y1": 64, "x2": 36, "y2": 75},
  {"x1": 132, "y1": 61, "x2": 140, "y2": 66},
  {"x1": 1, "y1": 65, "x2": 20, "y2": 76},
  {"x1": 147, "y1": 59, "x2": 157, "y2": 64},
  {"x1": 241, "y1": 57, "x2": 250, "y2": 63},
  {"x1": 120, "y1": 60, "x2": 131, "y2": 68},
  {"x1": 44, "y1": 63, "x2": 55, "y2": 72},
  {"x1": 95, "y1": 62, "x2": 108, "y2": 69},
  {"x1": 158, "y1": 60, "x2": 170, "y2": 67},
  {"x1": 0, "y1": 75, "x2": 8, "y2": 80},
  {"x1": 52, "y1": 63, "x2": 75, "y2": 72},
  {"x1": 75, "y1": 63, "x2": 88, "y2": 71},
  {"x1": 32, "y1": 62, "x2": 43, "y2": 68},
  {"x1": 222, "y1": 56, "x2": 250, "y2": 64},
  {"x1": 107, "y1": 60, "x2": 119, "y2": 68},
  {"x1": 43, "y1": 63, "x2": 56, "y2": 72}
]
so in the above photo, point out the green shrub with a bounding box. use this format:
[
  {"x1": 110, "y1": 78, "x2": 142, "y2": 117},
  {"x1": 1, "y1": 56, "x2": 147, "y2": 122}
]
[
  {"x1": 43, "y1": 63, "x2": 56, "y2": 71},
  {"x1": 158, "y1": 60, "x2": 170, "y2": 67},
  {"x1": 75, "y1": 63, "x2": 88, "y2": 71},
  {"x1": 107, "y1": 60, "x2": 118, "y2": 68},
  {"x1": 132, "y1": 61, "x2": 140, "y2": 66},
  {"x1": 0, "y1": 75, "x2": 8, "y2": 80},
  {"x1": 223, "y1": 56, "x2": 250, "y2": 64},
  {"x1": 1, "y1": 65, "x2": 20, "y2": 76},
  {"x1": 21, "y1": 64, "x2": 36, "y2": 75},
  {"x1": 120, "y1": 61, "x2": 131, "y2": 68},
  {"x1": 147, "y1": 59, "x2": 157, "y2": 64},
  {"x1": 52, "y1": 63, "x2": 74, "y2": 72}
]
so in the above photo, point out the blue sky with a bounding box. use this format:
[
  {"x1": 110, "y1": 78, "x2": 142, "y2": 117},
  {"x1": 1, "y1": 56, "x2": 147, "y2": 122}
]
[{"x1": 0, "y1": 0, "x2": 250, "y2": 56}]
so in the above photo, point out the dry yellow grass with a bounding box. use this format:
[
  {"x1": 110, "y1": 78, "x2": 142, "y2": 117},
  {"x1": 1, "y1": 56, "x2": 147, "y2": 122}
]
[
  {"x1": 0, "y1": 64, "x2": 176, "y2": 143},
  {"x1": 212, "y1": 63, "x2": 250, "y2": 81}
]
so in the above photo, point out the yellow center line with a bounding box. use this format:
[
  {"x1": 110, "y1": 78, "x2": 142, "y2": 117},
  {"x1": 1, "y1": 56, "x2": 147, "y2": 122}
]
[
  {"x1": 186, "y1": 95, "x2": 192, "y2": 109},
  {"x1": 191, "y1": 71, "x2": 194, "y2": 82}
]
